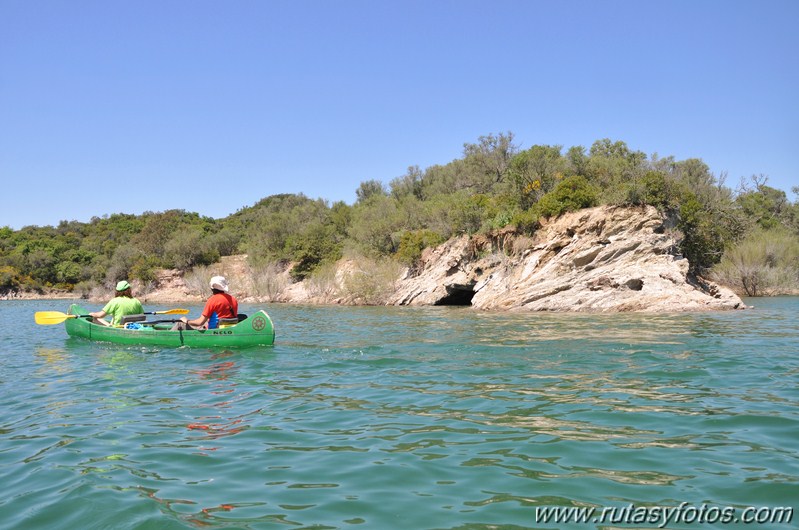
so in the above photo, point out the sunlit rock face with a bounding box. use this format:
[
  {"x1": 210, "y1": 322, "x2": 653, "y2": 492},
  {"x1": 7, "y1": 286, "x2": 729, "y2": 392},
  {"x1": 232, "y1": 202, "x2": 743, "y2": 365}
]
[{"x1": 387, "y1": 205, "x2": 744, "y2": 312}]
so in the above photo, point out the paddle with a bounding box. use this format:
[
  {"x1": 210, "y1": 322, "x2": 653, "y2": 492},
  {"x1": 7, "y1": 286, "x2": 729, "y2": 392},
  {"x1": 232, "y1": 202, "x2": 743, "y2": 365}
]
[
  {"x1": 34, "y1": 311, "x2": 91, "y2": 325},
  {"x1": 34, "y1": 308, "x2": 190, "y2": 326}
]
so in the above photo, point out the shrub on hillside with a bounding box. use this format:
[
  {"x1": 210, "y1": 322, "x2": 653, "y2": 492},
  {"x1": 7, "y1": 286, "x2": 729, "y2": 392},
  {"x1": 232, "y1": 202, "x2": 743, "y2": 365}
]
[
  {"x1": 0, "y1": 265, "x2": 22, "y2": 293},
  {"x1": 509, "y1": 208, "x2": 540, "y2": 234},
  {"x1": 396, "y1": 229, "x2": 446, "y2": 266},
  {"x1": 623, "y1": 171, "x2": 686, "y2": 209},
  {"x1": 532, "y1": 175, "x2": 599, "y2": 219},
  {"x1": 286, "y1": 221, "x2": 342, "y2": 281},
  {"x1": 678, "y1": 194, "x2": 726, "y2": 272},
  {"x1": 165, "y1": 228, "x2": 220, "y2": 272}
]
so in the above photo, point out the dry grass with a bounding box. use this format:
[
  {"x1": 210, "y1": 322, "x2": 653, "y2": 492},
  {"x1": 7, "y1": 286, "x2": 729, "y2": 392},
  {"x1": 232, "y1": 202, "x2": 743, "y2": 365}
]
[
  {"x1": 339, "y1": 256, "x2": 404, "y2": 305},
  {"x1": 183, "y1": 265, "x2": 215, "y2": 296},
  {"x1": 247, "y1": 262, "x2": 290, "y2": 302},
  {"x1": 306, "y1": 262, "x2": 340, "y2": 302},
  {"x1": 711, "y1": 229, "x2": 799, "y2": 296}
]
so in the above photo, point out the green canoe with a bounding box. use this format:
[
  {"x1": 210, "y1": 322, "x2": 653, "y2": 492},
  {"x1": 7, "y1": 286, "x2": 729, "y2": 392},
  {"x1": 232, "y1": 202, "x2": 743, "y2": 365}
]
[{"x1": 63, "y1": 303, "x2": 275, "y2": 348}]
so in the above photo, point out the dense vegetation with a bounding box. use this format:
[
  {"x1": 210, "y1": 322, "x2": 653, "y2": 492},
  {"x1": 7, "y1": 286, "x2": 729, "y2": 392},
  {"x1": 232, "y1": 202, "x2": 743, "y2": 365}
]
[{"x1": 2, "y1": 134, "x2": 797, "y2": 297}]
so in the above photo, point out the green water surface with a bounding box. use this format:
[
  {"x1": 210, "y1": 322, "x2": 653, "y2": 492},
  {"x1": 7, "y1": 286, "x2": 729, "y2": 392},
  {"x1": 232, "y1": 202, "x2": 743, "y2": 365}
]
[{"x1": 1, "y1": 298, "x2": 797, "y2": 529}]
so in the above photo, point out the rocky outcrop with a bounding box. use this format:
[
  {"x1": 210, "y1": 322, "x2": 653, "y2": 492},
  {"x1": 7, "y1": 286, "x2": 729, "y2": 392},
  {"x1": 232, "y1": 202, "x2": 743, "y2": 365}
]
[
  {"x1": 137, "y1": 268, "x2": 204, "y2": 304},
  {"x1": 387, "y1": 205, "x2": 744, "y2": 312}
]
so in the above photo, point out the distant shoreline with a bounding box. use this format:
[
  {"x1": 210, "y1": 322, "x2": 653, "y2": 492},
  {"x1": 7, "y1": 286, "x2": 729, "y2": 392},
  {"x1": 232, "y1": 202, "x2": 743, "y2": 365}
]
[
  {"x1": 9, "y1": 206, "x2": 794, "y2": 310},
  {"x1": 3, "y1": 292, "x2": 78, "y2": 301}
]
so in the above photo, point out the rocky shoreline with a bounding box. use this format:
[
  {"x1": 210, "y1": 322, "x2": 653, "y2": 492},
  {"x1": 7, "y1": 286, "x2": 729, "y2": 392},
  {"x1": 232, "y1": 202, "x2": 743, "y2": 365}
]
[{"x1": 8, "y1": 205, "x2": 746, "y2": 312}]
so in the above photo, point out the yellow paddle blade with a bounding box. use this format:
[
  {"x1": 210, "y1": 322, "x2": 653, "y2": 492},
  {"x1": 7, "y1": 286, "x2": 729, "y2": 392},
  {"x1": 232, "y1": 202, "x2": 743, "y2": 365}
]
[
  {"x1": 155, "y1": 308, "x2": 190, "y2": 315},
  {"x1": 34, "y1": 311, "x2": 78, "y2": 325}
]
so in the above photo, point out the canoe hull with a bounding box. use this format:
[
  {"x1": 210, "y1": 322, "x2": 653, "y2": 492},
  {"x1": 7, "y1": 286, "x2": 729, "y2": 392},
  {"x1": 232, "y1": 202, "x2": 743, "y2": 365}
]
[{"x1": 64, "y1": 304, "x2": 275, "y2": 348}]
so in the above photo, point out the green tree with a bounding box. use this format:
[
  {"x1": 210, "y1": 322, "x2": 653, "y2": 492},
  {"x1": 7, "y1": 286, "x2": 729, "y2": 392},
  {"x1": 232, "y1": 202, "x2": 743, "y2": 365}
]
[
  {"x1": 329, "y1": 200, "x2": 353, "y2": 236},
  {"x1": 207, "y1": 227, "x2": 241, "y2": 256},
  {"x1": 54, "y1": 261, "x2": 82, "y2": 285},
  {"x1": 347, "y1": 194, "x2": 406, "y2": 255},
  {"x1": 462, "y1": 132, "x2": 519, "y2": 194},
  {"x1": 130, "y1": 255, "x2": 162, "y2": 283},
  {"x1": 674, "y1": 158, "x2": 716, "y2": 191},
  {"x1": 678, "y1": 194, "x2": 727, "y2": 272},
  {"x1": 241, "y1": 194, "x2": 330, "y2": 263},
  {"x1": 286, "y1": 220, "x2": 342, "y2": 281},
  {"x1": 417, "y1": 192, "x2": 471, "y2": 239},
  {"x1": 565, "y1": 145, "x2": 588, "y2": 176},
  {"x1": 585, "y1": 139, "x2": 647, "y2": 202},
  {"x1": 417, "y1": 160, "x2": 469, "y2": 199},
  {"x1": 104, "y1": 245, "x2": 144, "y2": 285},
  {"x1": 164, "y1": 227, "x2": 220, "y2": 271},
  {"x1": 452, "y1": 193, "x2": 503, "y2": 234},
  {"x1": 507, "y1": 145, "x2": 565, "y2": 208},
  {"x1": 390, "y1": 166, "x2": 424, "y2": 200},
  {"x1": 736, "y1": 183, "x2": 789, "y2": 230},
  {"x1": 356, "y1": 180, "x2": 387, "y2": 203},
  {"x1": 0, "y1": 265, "x2": 22, "y2": 293}
]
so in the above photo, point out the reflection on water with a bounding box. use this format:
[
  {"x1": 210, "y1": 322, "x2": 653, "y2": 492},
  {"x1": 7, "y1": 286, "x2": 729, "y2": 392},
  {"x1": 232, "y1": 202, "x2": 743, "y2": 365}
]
[
  {"x1": 186, "y1": 368, "x2": 254, "y2": 446},
  {"x1": 34, "y1": 347, "x2": 71, "y2": 374},
  {"x1": 1, "y1": 299, "x2": 798, "y2": 528}
]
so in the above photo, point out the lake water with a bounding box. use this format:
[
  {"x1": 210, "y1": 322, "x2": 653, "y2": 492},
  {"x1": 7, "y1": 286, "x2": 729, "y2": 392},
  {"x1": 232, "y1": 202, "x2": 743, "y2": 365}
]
[{"x1": 1, "y1": 298, "x2": 797, "y2": 529}]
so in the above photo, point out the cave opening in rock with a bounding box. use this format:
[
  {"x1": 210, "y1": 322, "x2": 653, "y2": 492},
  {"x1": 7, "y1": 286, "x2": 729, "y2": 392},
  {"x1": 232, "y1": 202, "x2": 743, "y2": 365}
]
[{"x1": 435, "y1": 285, "x2": 476, "y2": 306}]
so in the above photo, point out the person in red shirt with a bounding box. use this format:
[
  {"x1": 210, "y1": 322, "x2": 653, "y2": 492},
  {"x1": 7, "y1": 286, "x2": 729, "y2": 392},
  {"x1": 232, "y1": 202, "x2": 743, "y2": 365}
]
[{"x1": 173, "y1": 275, "x2": 239, "y2": 330}]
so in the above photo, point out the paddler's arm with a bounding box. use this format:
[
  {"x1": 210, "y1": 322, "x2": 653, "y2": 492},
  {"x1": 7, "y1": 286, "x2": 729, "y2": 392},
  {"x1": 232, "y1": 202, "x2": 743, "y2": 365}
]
[
  {"x1": 179, "y1": 314, "x2": 209, "y2": 329},
  {"x1": 88, "y1": 310, "x2": 111, "y2": 327}
]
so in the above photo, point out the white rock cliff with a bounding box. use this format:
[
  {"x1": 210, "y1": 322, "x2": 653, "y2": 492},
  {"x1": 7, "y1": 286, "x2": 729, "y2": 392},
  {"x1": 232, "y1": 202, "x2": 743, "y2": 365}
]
[{"x1": 387, "y1": 205, "x2": 744, "y2": 312}]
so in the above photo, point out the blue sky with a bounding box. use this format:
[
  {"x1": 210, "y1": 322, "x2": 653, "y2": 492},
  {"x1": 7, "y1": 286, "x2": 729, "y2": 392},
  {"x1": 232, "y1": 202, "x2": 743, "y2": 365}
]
[{"x1": 1, "y1": 0, "x2": 797, "y2": 229}]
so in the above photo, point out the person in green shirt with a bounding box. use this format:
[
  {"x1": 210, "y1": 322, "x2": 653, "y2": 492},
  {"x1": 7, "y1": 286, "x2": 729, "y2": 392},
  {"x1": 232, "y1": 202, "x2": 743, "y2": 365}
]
[{"x1": 89, "y1": 280, "x2": 144, "y2": 327}]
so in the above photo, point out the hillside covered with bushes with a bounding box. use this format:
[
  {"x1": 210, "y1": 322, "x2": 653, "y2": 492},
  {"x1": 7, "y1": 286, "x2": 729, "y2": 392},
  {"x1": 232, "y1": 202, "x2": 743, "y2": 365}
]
[{"x1": 2, "y1": 134, "x2": 797, "y2": 298}]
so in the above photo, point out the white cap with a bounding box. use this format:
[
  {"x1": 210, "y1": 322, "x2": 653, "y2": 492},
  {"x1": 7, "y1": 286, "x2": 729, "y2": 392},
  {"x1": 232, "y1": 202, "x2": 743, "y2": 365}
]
[{"x1": 209, "y1": 276, "x2": 229, "y2": 292}]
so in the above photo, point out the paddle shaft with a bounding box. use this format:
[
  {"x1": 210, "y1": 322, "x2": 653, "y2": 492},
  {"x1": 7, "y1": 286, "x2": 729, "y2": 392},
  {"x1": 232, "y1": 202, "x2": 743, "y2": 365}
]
[{"x1": 35, "y1": 308, "x2": 187, "y2": 325}]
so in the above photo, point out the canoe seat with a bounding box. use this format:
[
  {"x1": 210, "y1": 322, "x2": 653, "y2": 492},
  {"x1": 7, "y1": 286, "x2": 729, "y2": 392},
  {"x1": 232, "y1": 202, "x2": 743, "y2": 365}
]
[
  {"x1": 120, "y1": 314, "x2": 146, "y2": 325},
  {"x1": 218, "y1": 314, "x2": 247, "y2": 328}
]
